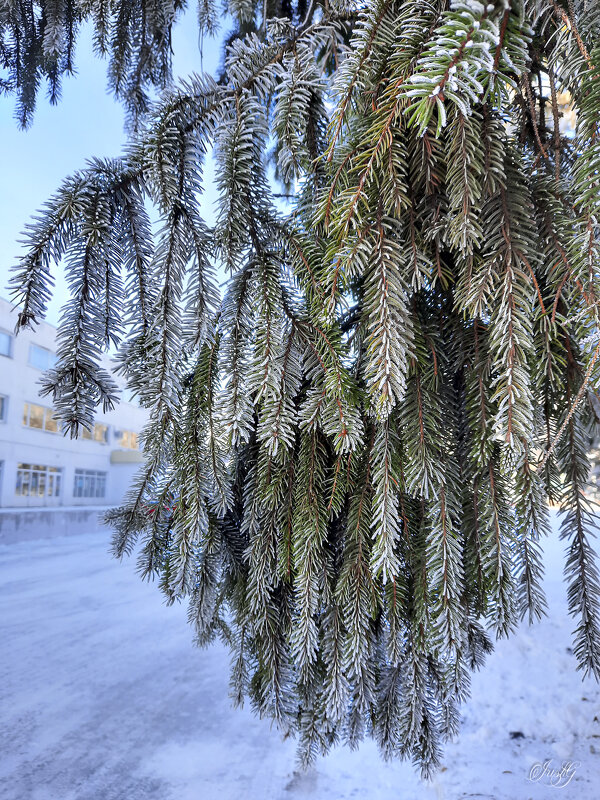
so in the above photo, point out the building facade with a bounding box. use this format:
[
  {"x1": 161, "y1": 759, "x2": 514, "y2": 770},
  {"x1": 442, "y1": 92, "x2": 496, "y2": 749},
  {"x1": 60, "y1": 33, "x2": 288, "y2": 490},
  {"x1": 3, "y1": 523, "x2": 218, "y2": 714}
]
[{"x1": 0, "y1": 297, "x2": 148, "y2": 508}]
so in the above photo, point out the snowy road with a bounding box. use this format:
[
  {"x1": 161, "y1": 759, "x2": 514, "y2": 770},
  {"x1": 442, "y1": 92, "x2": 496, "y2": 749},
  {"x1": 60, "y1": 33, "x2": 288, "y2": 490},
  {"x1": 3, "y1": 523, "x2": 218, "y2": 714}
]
[{"x1": 1, "y1": 512, "x2": 600, "y2": 800}]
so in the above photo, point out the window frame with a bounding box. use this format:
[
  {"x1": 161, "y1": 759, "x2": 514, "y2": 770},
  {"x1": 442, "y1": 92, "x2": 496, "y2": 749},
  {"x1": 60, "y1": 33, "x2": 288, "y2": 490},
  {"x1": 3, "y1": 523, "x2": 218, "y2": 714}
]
[
  {"x1": 15, "y1": 463, "x2": 62, "y2": 498},
  {"x1": 72, "y1": 468, "x2": 107, "y2": 499},
  {"x1": 0, "y1": 330, "x2": 13, "y2": 358},
  {"x1": 81, "y1": 423, "x2": 109, "y2": 444},
  {"x1": 117, "y1": 429, "x2": 139, "y2": 449},
  {"x1": 28, "y1": 343, "x2": 57, "y2": 371},
  {"x1": 22, "y1": 402, "x2": 61, "y2": 434}
]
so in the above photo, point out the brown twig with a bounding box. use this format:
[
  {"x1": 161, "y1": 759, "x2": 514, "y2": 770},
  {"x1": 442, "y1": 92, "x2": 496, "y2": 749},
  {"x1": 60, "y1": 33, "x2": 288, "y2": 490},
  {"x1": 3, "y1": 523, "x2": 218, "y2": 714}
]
[{"x1": 537, "y1": 337, "x2": 600, "y2": 471}]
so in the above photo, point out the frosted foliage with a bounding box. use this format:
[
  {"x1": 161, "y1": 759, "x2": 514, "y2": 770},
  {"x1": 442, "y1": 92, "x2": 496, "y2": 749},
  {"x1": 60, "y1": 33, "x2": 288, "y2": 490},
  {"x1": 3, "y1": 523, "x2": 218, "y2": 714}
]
[{"x1": 6, "y1": 0, "x2": 600, "y2": 777}]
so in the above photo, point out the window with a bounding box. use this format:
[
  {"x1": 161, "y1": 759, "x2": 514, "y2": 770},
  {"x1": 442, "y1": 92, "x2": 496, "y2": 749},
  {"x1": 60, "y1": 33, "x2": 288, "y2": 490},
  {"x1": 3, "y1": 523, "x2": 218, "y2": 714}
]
[
  {"x1": 0, "y1": 395, "x2": 7, "y2": 422},
  {"x1": 16, "y1": 464, "x2": 61, "y2": 497},
  {"x1": 28, "y1": 344, "x2": 57, "y2": 371},
  {"x1": 81, "y1": 423, "x2": 109, "y2": 443},
  {"x1": 23, "y1": 402, "x2": 60, "y2": 433},
  {"x1": 73, "y1": 469, "x2": 107, "y2": 499},
  {"x1": 0, "y1": 331, "x2": 12, "y2": 358},
  {"x1": 117, "y1": 430, "x2": 139, "y2": 449}
]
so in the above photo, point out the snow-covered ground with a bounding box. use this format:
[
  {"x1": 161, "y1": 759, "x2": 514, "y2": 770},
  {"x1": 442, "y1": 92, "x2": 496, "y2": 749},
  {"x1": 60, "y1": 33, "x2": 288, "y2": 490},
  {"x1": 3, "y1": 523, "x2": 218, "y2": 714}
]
[{"x1": 1, "y1": 511, "x2": 600, "y2": 800}]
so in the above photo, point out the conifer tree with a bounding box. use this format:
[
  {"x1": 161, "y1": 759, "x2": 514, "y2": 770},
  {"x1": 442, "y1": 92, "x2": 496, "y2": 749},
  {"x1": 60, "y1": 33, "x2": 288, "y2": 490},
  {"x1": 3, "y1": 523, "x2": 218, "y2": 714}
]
[{"x1": 5, "y1": 0, "x2": 600, "y2": 775}]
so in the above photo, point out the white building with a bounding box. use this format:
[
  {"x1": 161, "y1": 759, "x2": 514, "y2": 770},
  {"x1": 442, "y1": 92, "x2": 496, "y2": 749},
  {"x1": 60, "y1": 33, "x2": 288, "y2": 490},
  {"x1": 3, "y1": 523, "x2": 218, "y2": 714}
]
[{"x1": 0, "y1": 297, "x2": 148, "y2": 508}]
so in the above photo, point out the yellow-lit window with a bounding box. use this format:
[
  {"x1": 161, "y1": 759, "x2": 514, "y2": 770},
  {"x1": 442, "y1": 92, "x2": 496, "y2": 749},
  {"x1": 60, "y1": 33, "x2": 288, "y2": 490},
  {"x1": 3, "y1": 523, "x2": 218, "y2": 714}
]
[
  {"x1": 26, "y1": 403, "x2": 44, "y2": 429},
  {"x1": 44, "y1": 410, "x2": 59, "y2": 433},
  {"x1": 93, "y1": 423, "x2": 108, "y2": 443},
  {"x1": 23, "y1": 402, "x2": 60, "y2": 433},
  {"x1": 118, "y1": 430, "x2": 139, "y2": 449},
  {"x1": 81, "y1": 423, "x2": 108, "y2": 443}
]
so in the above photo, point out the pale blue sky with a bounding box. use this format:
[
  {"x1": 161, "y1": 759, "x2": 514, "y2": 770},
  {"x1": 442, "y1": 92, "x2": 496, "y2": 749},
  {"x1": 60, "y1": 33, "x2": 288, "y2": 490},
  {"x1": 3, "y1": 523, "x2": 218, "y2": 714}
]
[{"x1": 0, "y1": 15, "x2": 222, "y2": 326}]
